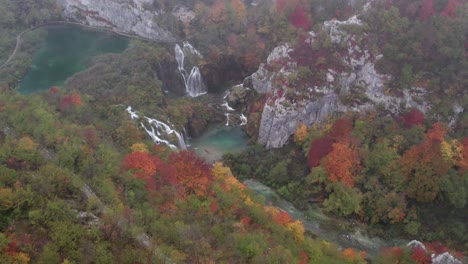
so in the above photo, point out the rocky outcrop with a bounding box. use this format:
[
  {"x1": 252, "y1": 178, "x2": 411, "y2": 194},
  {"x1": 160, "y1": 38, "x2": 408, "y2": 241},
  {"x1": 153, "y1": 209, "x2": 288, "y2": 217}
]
[
  {"x1": 246, "y1": 15, "x2": 429, "y2": 149},
  {"x1": 57, "y1": 0, "x2": 176, "y2": 41}
]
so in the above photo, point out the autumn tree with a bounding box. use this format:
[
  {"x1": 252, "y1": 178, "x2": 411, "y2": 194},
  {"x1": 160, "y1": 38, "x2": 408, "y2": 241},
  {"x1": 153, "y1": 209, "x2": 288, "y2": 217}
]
[
  {"x1": 441, "y1": 0, "x2": 463, "y2": 18},
  {"x1": 324, "y1": 142, "x2": 360, "y2": 187},
  {"x1": 328, "y1": 118, "x2": 353, "y2": 143},
  {"x1": 167, "y1": 150, "x2": 213, "y2": 197},
  {"x1": 400, "y1": 123, "x2": 451, "y2": 202},
  {"x1": 294, "y1": 122, "x2": 308, "y2": 144},
  {"x1": 403, "y1": 109, "x2": 425, "y2": 128},
  {"x1": 307, "y1": 136, "x2": 333, "y2": 168},
  {"x1": 123, "y1": 152, "x2": 162, "y2": 191},
  {"x1": 419, "y1": 0, "x2": 435, "y2": 21},
  {"x1": 288, "y1": 5, "x2": 312, "y2": 31}
]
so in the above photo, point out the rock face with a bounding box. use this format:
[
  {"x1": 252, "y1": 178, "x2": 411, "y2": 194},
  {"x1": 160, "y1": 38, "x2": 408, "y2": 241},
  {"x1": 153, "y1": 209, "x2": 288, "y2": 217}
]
[
  {"x1": 57, "y1": 0, "x2": 176, "y2": 41},
  {"x1": 245, "y1": 15, "x2": 429, "y2": 149}
]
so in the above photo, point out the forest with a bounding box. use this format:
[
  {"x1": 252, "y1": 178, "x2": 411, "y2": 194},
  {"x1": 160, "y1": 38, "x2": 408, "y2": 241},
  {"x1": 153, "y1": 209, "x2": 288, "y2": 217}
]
[{"x1": 0, "y1": 0, "x2": 466, "y2": 263}]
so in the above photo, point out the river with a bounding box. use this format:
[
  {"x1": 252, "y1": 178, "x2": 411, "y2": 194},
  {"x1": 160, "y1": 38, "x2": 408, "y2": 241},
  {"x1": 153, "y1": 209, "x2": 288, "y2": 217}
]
[{"x1": 244, "y1": 179, "x2": 407, "y2": 256}]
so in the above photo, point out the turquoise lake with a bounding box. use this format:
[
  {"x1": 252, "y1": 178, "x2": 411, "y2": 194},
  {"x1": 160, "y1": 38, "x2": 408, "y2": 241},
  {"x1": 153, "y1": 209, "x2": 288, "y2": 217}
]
[
  {"x1": 189, "y1": 125, "x2": 249, "y2": 163},
  {"x1": 19, "y1": 26, "x2": 129, "y2": 94}
]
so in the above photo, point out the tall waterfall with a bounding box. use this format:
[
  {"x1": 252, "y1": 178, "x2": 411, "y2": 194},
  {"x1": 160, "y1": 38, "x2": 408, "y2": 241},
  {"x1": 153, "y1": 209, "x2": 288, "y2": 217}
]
[{"x1": 174, "y1": 43, "x2": 207, "y2": 97}]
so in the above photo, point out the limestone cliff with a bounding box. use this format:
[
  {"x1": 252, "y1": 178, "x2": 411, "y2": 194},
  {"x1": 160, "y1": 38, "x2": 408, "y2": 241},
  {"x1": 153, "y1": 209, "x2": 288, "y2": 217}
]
[
  {"x1": 57, "y1": 0, "x2": 176, "y2": 41},
  {"x1": 245, "y1": 15, "x2": 429, "y2": 149}
]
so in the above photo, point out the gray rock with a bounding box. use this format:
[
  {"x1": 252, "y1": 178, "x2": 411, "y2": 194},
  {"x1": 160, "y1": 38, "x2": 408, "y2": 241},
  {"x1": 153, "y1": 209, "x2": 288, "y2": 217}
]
[
  {"x1": 248, "y1": 15, "x2": 429, "y2": 149},
  {"x1": 227, "y1": 85, "x2": 248, "y2": 106},
  {"x1": 57, "y1": 0, "x2": 176, "y2": 41},
  {"x1": 258, "y1": 94, "x2": 339, "y2": 148}
]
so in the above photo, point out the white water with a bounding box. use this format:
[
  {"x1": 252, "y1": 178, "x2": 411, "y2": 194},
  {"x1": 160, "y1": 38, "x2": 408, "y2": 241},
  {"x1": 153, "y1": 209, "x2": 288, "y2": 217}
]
[
  {"x1": 126, "y1": 106, "x2": 139, "y2": 120},
  {"x1": 240, "y1": 114, "x2": 247, "y2": 126},
  {"x1": 174, "y1": 43, "x2": 207, "y2": 97},
  {"x1": 221, "y1": 101, "x2": 235, "y2": 111},
  {"x1": 124, "y1": 106, "x2": 187, "y2": 150}
]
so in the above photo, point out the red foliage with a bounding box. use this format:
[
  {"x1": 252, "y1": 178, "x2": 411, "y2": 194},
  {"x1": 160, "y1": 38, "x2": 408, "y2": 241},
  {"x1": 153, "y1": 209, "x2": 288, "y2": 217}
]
[
  {"x1": 49, "y1": 86, "x2": 59, "y2": 94},
  {"x1": 307, "y1": 136, "x2": 333, "y2": 168},
  {"x1": 83, "y1": 127, "x2": 100, "y2": 149},
  {"x1": 411, "y1": 247, "x2": 431, "y2": 264},
  {"x1": 277, "y1": 89, "x2": 284, "y2": 99},
  {"x1": 329, "y1": 118, "x2": 353, "y2": 142},
  {"x1": 289, "y1": 5, "x2": 312, "y2": 31},
  {"x1": 240, "y1": 216, "x2": 252, "y2": 227},
  {"x1": 209, "y1": 200, "x2": 219, "y2": 213},
  {"x1": 299, "y1": 250, "x2": 309, "y2": 264},
  {"x1": 123, "y1": 152, "x2": 162, "y2": 191},
  {"x1": 426, "y1": 242, "x2": 449, "y2": 255},
  {"x1": 276, "y1": 0, "x2": 288, "y2": 12},
  {"x1": 404, "y1": 109, "x2": 425, "y2": 128},
  {"x1": 419, "y1": 0, "x2": 435, "y2": 21},
  {"x1": 441, "y1": 0, "x2": 463, "y2": 18},
  {"x1": 3, "y1": 239, "x2": 19, "y2": 256},
  {"x1": 60, "y1": 92, "x2": 83, "y2": 111},
  {"x1": 167, "y1": 150, "x2": 214, "y2": 197},
  {"x1": 6, "y1": 158, "x2": 28, "y2": 171},
  {"x1": 273, "y1": 211, "x2": 292, "y2": 225}
]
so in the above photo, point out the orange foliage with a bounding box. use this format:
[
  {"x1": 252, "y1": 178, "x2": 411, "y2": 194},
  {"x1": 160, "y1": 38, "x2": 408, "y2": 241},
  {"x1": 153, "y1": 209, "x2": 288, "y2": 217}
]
[
  {"x1": 208, "y1": 0, "x2": 226, "y2": 23},
  {"x1": 294, "y1": 122, "x2": 308, "y2": 144},
  {"x1": 343, "y1": 248, "x2": 357, "y2": 260},
  {"x1": 425, "y1": 123, "x2": 446, "y2": 143},
  {"x1": 123, "y1": 152, "x2": 162, "y2": 191},
  {"x1": 401, "y1": 123, "x2": 451, "y2": 202},
  {"x1": 273, "y1": 211, "x2": 292, "y2": 225},
  {"x1": 231, "y1": 0, "x2": 247, "y2": 21},
  {"x1": 167, "y1": 150, "x2": 213, "y2": 197},
  {"x1": 324, "y1": 143, "x2": 360, "y2": 187}
]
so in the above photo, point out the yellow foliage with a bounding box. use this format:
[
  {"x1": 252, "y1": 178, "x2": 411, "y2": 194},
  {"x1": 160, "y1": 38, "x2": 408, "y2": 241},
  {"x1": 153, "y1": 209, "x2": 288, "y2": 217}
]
[
  {"x1": 441, "y1": 139, "x2": 462, "y2": 164},
  {"x1": 0, "y1": 188, "x2": 13, "y2": 210},
  {"x1": 10, "y1": 252, "x2": 31, "y2": 264},
  {"x1": 391, "y1": 135, "x2": 406, "y2": 152},
  {"x1": 294, "y1": 122, "x2": 308, "y2": 144},
  {"x1": 130, "y1": 143, "x2": 149, "y2": 153},
  {"x1": 16, "y1": 137, "x2": 37, "y2": 151},
  {"x1": 286, "y1": 220, "x2": 305, "y2": 242}
]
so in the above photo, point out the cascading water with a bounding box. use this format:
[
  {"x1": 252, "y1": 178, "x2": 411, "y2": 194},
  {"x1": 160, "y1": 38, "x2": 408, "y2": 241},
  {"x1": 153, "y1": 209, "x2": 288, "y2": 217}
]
[
  {"x1": 186, "y1": 67, "x2": 206, "y2": 97},
  {"x1": 221, "y1": 87, "x2": 248, "y2": 127},
  {"x1": 124, "y1": 106, "x2": 187, "y2": 150},
  {"x1": 174, "y1": 43, "x2": 207, "y2": 97}
]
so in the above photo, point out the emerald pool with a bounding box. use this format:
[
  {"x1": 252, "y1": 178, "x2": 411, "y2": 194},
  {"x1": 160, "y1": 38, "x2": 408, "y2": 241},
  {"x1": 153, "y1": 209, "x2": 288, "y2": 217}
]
[{"x1": 19, "y1": 25, "x2": 129, "y2": 93}]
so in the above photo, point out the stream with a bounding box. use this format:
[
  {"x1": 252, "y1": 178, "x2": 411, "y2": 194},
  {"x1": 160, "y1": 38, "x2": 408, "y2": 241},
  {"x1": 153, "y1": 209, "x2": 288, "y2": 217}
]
[{"x1": 244, "y1": 179, "x2": 407, "y2": 256}]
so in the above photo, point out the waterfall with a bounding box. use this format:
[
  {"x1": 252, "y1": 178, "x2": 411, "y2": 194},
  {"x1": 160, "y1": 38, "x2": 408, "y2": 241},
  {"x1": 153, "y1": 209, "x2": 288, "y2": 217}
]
[
  {"x1": 174, "y1": 131, "x2": 187, "y2": 150},
  {"x1": 141, "y1": 122, "x2": 178, "y2": 150},
  {"x1": 174, "y1": 43, "x2": 207, "y2": 97},
  {"x1": 240, "y1": 114, "x2": 247, "y2": 126},
  {"x1": 123, "y1": 106, "x2": 187, "y2": 150},
  {"x1": 175, "y1": 44, "x2": 185, "y2": 72},
  {"x1": 126, "y1": 106, "x2": 139, "y2": 120},
  {"x1": 225, "y1": 113, "x2": 230, "y2": 126},
  {"x1": 221, "y1": 102, "x2": 235, "y2": 111},
  {"x1": 186, "y1": 67, "x2": 207, "y2": 97}
]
